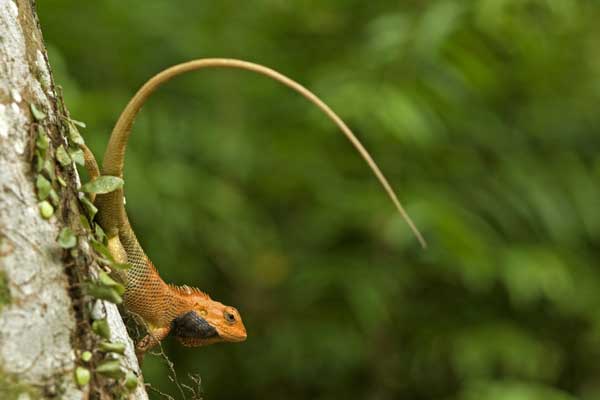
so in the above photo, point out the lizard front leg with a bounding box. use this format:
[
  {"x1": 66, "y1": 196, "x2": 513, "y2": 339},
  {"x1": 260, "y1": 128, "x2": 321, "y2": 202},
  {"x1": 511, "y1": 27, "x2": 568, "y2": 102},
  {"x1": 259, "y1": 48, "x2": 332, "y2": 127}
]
[{"x1": 136, "y1": 326, "x2": 171, "y2": 362}]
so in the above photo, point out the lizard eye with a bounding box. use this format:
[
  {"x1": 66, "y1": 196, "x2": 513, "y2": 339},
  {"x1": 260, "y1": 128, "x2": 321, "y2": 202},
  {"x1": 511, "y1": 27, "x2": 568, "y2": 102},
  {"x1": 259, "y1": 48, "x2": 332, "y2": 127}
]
[{"x1": 223, "y1": 310, "x2": 236, "y2": 324}]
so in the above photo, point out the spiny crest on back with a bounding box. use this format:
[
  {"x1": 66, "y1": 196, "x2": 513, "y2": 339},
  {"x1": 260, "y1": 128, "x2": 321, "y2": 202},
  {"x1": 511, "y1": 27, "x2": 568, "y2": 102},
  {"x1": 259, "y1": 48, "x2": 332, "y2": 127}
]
[{"x1": 169, "y1": 284, "x2": 211, "y2": 299}]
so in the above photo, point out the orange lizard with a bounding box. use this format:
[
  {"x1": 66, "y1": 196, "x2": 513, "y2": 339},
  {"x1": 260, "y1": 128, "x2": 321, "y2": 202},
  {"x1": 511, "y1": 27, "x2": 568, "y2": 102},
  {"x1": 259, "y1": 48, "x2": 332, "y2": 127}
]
[{"x1": 82, "y1": 58, "x2": 425, "y2": 358}]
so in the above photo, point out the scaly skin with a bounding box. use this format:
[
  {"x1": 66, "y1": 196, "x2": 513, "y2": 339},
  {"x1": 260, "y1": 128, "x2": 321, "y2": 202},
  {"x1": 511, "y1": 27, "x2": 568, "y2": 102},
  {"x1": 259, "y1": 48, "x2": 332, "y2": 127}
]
[{"x1": 87, "y1": 58, "x2": 425, "y2": 358}]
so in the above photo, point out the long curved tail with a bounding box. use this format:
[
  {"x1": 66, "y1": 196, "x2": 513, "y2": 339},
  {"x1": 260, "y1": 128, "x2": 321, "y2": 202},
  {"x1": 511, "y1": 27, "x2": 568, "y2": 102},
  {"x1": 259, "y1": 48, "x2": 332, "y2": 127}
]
[{"x1": 100, "y1": 58, "x2": 426, "y2": 248}]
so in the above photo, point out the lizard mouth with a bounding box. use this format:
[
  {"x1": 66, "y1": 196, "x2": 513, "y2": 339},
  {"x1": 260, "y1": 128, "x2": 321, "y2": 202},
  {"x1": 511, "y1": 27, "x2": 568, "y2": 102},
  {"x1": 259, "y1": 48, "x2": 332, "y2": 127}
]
[{"x1": 227, "y1": 331, "x2": 247, "y2": 342}]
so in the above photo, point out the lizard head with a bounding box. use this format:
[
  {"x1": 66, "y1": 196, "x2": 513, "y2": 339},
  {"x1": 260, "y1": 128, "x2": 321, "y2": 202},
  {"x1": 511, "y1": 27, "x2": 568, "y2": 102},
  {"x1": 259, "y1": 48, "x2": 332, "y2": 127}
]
[{"x1": 170, "y1": 286, "x2": 247, "y2": 347}]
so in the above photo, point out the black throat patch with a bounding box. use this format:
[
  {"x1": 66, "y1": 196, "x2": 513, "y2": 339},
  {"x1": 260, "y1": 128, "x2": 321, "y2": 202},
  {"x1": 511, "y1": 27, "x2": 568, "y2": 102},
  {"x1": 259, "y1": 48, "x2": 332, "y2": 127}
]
[{"x1": 172, "y1": 311, "x2": 218, "y2": 339}]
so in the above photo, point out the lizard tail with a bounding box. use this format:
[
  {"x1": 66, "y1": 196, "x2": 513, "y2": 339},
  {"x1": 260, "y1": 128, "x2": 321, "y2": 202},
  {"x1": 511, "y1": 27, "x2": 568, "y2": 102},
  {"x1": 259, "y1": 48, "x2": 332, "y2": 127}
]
[
  {"x1": 101, "y1": 58, "x2": 426, "y2": 248},
  {"x1": 83, "y1": 144, "x2": 100, "y2": 180},
  {"x1": 82, "y1": 144, "x2": 100, "y2": 203}
]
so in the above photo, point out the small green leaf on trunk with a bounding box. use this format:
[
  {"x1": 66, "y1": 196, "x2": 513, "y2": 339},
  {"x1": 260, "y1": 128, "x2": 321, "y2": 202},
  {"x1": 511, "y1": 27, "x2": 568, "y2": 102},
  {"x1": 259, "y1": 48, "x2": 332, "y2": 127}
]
[
  {"x1": 56, "y1": 145, "x2": 71, "y2": 166},
  {"x1": 98, "y1": 271, "x2": 125, "y2": 296},
  {"x1": 81, "y1": 176, "x2": 124, "y2": 194},
  {"x1": 94, "y1": 225, "x2": 106, "y2": 243},
  {"x1": 30, "y1": 103, "x2": 46, "y2": 121},
  {"x1": 112, "y1": 263, "x2": 132, "y2": 271},
  {"x1": 35, "y1": 150, "x2": 44, "y2": 172},
  {"x1": 39, "y1": 201, "x2": 54, "y2": 219},
  {"x1": 99, "y1": 341, "x2": 126, "y2": 354},
  {"x1": 36, "y1": 175, "x2": 52, "y2": 200},
  {"x1": 92, "y1": 319, "x2": 111, "y2": 339},
  {"x1": 86, "y1": 283, "x2": 123, "y2": 304},
  {"x1": 79, "y1": 215, "x2": 91, "y2": 232},
  {"x1": 36, "y1": 126, "x2": 49, "y2": 150},
  {"x1": 75, "y1": 367, "x2": 90, "y2": 387},
  {"x1": 96, "y1": 360, "x2": 125, "y2": 379},
  {"x1": 69, "y1": 148, "x2": 85, "y2": 166},
  {"x1": 48, "y1": 189, "x2": 59, "y2": 207},
  {"x1": 70, "y1": 119, "x2": 87, "y2": 128},
  {"x1": 68, "y1": 123, "x2": 85, "y2": 145},
  {"x1": 124, "y1": 372, "x2": 139, "y2": 390},
  {"x1": 80, "y1": 196, "x2": 98, "y2": 220},
  {"x1": 81, "y1": 351, "x2": 92, "y2": 362},
  {"x1": 43, "y1": 158, "x2": 56, "y2": 180},
  {"x1": 57, "y1": 227, "x2": 77, "y2": 249},
  {"x1": 91, "y1": 240, "x2": 114, "y2": 262}
]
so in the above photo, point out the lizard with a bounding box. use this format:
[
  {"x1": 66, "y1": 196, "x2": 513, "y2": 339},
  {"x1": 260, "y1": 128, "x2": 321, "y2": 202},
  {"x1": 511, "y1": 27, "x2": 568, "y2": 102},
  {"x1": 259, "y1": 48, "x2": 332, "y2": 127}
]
[{"x1": 82, "y1": 58, "x2": 426, "y2": 358}]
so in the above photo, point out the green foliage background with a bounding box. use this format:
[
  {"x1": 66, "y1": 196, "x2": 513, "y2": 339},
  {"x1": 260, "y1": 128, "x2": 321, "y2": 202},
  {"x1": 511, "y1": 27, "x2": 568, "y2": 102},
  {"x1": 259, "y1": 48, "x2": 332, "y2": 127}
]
[{"x1": 39, "y1": 1, "x2": 600, "y2": 399}]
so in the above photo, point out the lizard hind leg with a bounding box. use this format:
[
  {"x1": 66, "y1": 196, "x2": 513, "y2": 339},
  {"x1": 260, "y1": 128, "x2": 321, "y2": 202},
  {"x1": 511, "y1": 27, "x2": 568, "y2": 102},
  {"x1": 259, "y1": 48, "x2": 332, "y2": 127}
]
[
  {"x1": 106, "y1": 231, "x2": 130, "y2": 285},
  {"x1": 107, "y1": 233, "x2": 128, "y2": 264}
]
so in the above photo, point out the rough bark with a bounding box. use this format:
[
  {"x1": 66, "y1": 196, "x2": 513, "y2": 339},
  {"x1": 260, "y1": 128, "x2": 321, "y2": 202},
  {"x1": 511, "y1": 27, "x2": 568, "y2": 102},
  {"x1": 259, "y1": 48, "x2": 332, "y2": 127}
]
[{"x1": 0, "y1": 0, "x2": 148, "y2": 398}]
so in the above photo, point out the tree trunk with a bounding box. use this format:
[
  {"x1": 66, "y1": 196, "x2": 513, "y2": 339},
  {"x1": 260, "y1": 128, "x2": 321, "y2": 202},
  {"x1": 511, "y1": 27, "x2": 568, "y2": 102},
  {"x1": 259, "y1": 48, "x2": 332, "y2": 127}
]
[{"x1": 0, "y1": 0, "x2": 148, "y2": 398}]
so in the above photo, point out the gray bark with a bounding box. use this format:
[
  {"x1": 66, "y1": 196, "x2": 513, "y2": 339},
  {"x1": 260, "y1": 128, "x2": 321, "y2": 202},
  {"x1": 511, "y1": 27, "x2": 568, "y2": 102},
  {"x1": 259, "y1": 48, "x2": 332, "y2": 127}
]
[{"x1": 0, "y1": 1, "x2": 148, "y2": 398}]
